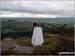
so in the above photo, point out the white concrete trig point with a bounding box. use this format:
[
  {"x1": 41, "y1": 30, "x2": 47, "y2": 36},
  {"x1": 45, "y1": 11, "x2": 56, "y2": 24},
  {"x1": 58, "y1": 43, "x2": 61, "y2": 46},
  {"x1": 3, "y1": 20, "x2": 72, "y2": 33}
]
[{"x1": 32, "y1": 27, "x2": 44, "y2": 46}]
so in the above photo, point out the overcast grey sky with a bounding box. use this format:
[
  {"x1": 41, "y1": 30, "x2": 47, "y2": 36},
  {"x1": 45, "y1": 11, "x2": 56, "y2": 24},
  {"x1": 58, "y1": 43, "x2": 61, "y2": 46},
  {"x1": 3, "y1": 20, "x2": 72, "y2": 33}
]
[{"x1": 1, "y1": 1, "x2": 74, "y2": 17}]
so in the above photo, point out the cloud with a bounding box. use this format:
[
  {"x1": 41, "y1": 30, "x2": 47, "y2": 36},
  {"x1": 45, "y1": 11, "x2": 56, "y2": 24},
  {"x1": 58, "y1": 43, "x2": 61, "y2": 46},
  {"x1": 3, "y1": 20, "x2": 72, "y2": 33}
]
[
  {"x1": 1, "y1": 1, "x2": 74, "y2": 17},
  {"x1": 1, "y1": 10, "x2": 70, "y2": 18}
]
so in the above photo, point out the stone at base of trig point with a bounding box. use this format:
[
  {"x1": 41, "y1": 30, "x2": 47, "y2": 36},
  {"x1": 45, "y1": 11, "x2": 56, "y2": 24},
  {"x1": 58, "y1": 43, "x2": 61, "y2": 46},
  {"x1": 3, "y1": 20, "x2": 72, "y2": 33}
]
[{"x1": 13, "y1": 46, "x2": 34, "y2": 53}]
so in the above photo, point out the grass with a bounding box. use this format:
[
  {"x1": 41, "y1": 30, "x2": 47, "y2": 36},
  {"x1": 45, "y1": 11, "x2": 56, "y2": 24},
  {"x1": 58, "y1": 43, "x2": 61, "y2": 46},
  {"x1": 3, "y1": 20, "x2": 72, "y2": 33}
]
[
  {"x1": 4, "y1": 29, "x2": 16, "y2": 33},
  {"x1": 3, "y1": 37, "x2": 32, "y2": 46},
  {"x1": 12, "y1": 38, "x2": 31, "y2": 46}
]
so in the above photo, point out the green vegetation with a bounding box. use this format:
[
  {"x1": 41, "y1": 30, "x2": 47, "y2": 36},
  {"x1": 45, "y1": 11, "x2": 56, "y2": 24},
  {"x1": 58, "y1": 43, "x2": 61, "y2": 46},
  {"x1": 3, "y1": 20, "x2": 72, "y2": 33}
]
[
  {"x1": 13, "y1": 38, "x2": 31, "y2": 46},
  {"x1": 4, "y1": 29, "x2": 16, "y2": 33}
]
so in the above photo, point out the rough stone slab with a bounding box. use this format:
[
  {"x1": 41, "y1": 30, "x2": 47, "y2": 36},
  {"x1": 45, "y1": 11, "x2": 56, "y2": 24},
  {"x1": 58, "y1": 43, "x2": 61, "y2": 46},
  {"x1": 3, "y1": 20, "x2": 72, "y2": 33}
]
[
  {"x1": 13, "y1": 46, "x2": 34, "y2": 53},
  {"x1": 1, "y1": 41, "x2": 34, "y2": 53},
  {"x1": 1, "y1": 42, "x2": 16, "y2": 51}
]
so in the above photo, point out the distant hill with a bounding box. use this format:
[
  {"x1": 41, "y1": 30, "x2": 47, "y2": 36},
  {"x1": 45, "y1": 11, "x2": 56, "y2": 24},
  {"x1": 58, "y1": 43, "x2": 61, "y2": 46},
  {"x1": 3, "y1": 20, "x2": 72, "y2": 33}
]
[
  {"x1": 1, "y1": 19, "x2": 74, "y2": 32},
  {"x1": 1, "y1": 17, "x2": 74, "y2": 21}
]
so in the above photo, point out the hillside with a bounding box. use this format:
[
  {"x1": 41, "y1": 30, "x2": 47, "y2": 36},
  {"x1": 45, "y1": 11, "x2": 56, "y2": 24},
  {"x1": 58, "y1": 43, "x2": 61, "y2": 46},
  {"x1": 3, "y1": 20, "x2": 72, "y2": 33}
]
[
  {"x1": 1, "y1": 20, "x2": 33, "y2": 31},
  {"x1": 1, "y1": 20, "x2": 74, "y2": 40}
]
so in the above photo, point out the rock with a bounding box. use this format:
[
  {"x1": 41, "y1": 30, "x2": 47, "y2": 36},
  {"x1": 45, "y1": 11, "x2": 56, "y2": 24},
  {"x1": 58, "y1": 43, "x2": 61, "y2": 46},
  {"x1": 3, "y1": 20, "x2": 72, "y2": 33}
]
[
  {"x1": 13, "y1": 46, "x2": 34, "y2": 53},
  {"x1": 1, "y1": 42, "x2": 16, "y2": 51},
  {"x1": 1, "y1": 41, "x2": 34, "y2": 54},
  {"x1": 2, "y1": 38, "x2": 14, "y2": 41}
]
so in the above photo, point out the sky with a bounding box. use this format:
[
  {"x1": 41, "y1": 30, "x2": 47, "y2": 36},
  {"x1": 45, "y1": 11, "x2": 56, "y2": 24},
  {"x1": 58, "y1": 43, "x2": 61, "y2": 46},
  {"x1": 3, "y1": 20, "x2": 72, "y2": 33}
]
[{"x1": 0, "y1": 1, "x2": 74, "y2": 18}]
